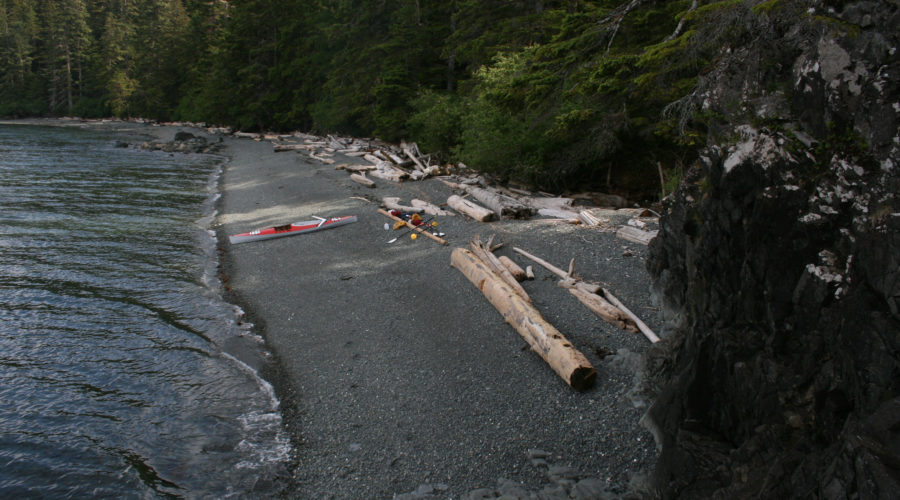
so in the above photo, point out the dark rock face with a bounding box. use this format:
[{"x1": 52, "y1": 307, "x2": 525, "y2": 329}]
[{"x1": 643, "y1": 2, "x2": 898, "y2": 498}]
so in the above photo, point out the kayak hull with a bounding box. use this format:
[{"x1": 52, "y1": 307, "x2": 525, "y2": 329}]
[{"x1": 228, "y1": 215, "x2": 357, "y2": 244}]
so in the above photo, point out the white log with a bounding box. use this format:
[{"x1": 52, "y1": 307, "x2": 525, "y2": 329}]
[
  {"x1": 498, "y1": 255, "x2": 527, "y2": 282},
  {"x1": 601, "y1": 288, "x2": 660, "y2": 343},
  {"x1": 382, "y1": 197, "x2": 423, "y2": 213},
  {"x1": 465, "y1": 186, "x2": 536, "y2": 219},
  {"x1": 616, "y1": 226, "x2": 657, "y2": 246},
  {"x1": 411, "y1": 199, "x2": 453, "y2": 216},
  {"x1": 350, "y1": 173, "x2": 376, "y2": 188},
  {"x1": 447, "y1": 195, "x2": 495, "y2": 222}
]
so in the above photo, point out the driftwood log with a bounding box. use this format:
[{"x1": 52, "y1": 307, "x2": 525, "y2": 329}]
[
  {"x1": 468, "y1": 236, "x2": 531, "y2": 303},
  {"x1": 465, "y1": 186, "x2": 536, "y2": 219},
  {"x1": 616, "y1": 226, "x2": 657, "y2": 245},
  {"x1": 511, "y1": 247, "x2": 660, "y2": 341},
  {"x1": 450, "y1": 248, "x2": 596, "y2": 390},
  {"x1": 498, "y1": 256, "x2": 526, "y2": 281},
  {"x1": 350, "y1": 173, "x2": 375, "y2": 188},
  {"x1": 382, "y1": 197, "x2": 423, "y2": 213},
  {"x1": 447, "y1": 195, "x2": 495, "y2": 222}
]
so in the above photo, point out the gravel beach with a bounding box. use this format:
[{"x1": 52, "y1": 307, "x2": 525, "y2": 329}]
[
  {"x1": 214, "y1": 132, "x2": 661, "y2": 499},
  {"x1": 7, "y1": 119, "x2": 660, "y2": 498}
]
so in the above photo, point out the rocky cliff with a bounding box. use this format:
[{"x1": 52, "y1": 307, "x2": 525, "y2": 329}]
[{"x1": 643, "y1": 1, "x2": 898, "y2": 498}]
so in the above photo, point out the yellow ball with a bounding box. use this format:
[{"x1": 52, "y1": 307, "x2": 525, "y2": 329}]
[{"x1": 410, "y1": 233, "x2": 418, "y2": 240}]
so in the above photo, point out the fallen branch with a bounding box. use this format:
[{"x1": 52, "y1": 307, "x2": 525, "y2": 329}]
[
  {"x1": 450, "y1": 248, "x2": 596, "y2": 390},
  {"x1": 411, "y1": 199, "x2": 453, "y2": 216},
  {"x1": 600, "y1": 288, "x2": 660, "y2": 343},
  {"x1": 616, "y1": 226, "x2": 657, "y2": 245},
  {"x1": 512, "y1": 247, "x2": 658, "y2": 340}
]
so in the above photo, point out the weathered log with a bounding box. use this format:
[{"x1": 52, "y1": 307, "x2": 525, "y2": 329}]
[
  {"x1": 383, "y1": 197, "x2": 423, "y2": 213},
  {"x1": 377, "y1": 209, "x2": 447, "y2": 245},
  {"x1": 512, "y1": 247, "x2": 655, "y2": 337},
  {"x1": 600, "y1": 288, "x2": 660, "y2": 343},
  {"x1": 468, "y1": 236, "x2": 531, "y2": 303},
  {"x1": 498, "y1": 255, "x2": 527, "y2": 282},
  {"x1": 273, "y1": 144, "x2": 310, "y2": 152},
  {"x1": 450, "y1": 248, "x2": 596, "y2": 390},
  {"x1": 465, "y1": 186, "x2": 536, "y2": 219},
  {"x1": 350, "y1": 173, "x2": 375, "y2": 188},
  {"x1": 616, "y1": 226, "x2": 657, "y2": 246},
  {"x1": 559, "y1": 279, "x2": 636, "y2": 331},
  {"x1": 411, "y1": 199, "x2": 453, "y2": 216},
  {"x1": 336, "y1": 164, "x2": 375, "y2": 172},
  {"x1": 447, "y1": 195, "x2": 495, "y2": 222}
]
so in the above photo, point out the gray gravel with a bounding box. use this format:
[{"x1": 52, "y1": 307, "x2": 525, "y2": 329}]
[
  {"x1": 9, "y1": 120, "x2": 659, "y2": 499},
  {"x1": 214, "y1": 135, "x2": 659, "y2": 499}
]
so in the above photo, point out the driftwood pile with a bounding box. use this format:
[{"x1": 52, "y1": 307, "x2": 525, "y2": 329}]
[
  {"x1": 450, "y1": 235, "x2": 660, "y2": 390},
  {"x1": 439, "y1": 175, "x2": 659, "y2": 245},
  {"x1": 268, "y1": 133, "x2": 444, "y2": 187},
  {"x1": 188, "y1": 125, "x2": 659, "y2": 245}
]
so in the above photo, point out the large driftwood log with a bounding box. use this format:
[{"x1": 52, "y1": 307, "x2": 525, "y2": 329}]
[
  {"x1": 468, "y1": 236, "x2": 531, "y2": 303},
  {"x1": 465, "y1": 186, "x2": 536, "y2": 220},
  {"x1": 411, "y1": 199, "x2": 453, "y2": 216},
  {"x1": 450, "y1": 248, "x2": 596, "y2": 390},
  {"x1": 447, "y1": 195, "x2": 495, "y2": 222},
  {"x1": 600, "y1": 288, "x2": 660, "y2": 343}
]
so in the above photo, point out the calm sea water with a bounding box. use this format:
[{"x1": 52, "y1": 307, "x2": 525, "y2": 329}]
[{"x1": 0, "y1": 125, "x2": 291, "y2": 498}]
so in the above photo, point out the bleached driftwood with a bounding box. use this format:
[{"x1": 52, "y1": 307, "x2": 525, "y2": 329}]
[
  {"x1": 273, "y1": 144, "x2": 310, "y2": 152},
  {"x1": 498, "y1": 255, "x2": 527, "y2": 282},
  {"x1": 468, "y1": 235, "x2": 531, "y2": 303},
  {"x1": 447, "y1": 195, "x2": 495, "y2": 222},
  {"x1": 335, "y1": 163, "x2": 375, "y2": 172},
  {"x1": 450, "y1": 248, "x2": 596, "y2": 390},
  {"x1": 511, "y1": 247, "x2": 658, "y2": 340},
  {"x1": 616, "y1": 226, "x2": 657, "y2": 246},
  {"x1": 601, "y1": 289, "x2": 660, "y2": 343},
  {"x1": 411, "y1": 199, "x2": 453, "y2": 216},
  {"x1": 350, "y1": 173, "x2": 375, "y2": 188},
  {"x1": 382, "y1": 197, "x2": 423, "y2": 213}
]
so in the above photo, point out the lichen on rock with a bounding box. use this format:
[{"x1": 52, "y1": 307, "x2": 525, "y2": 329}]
[{"x1": 639, "y1": 1, "x2": 899, "y2": 498}]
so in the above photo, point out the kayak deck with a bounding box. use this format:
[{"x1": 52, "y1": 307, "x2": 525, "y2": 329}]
[{"x1": 229, "y1": 215, "x2": 357, "y2": 244}]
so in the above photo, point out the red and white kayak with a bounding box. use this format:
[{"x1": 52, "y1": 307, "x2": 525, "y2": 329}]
[{"x1": 228, "y1": 215, "x2": 357, "y2": 244}]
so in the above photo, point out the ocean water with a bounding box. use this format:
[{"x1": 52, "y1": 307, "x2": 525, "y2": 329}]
[{"x1": 0, "y1": 124, "x2": 291, "y2": 498}]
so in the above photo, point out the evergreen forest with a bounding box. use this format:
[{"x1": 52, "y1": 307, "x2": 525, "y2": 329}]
[{"x1": 0, "y1": 0, "x2": 806, "y2": 197}]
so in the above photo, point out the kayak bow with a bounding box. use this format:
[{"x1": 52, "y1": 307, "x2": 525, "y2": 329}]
[{"x1": 228, "y1": 215, "x2": 357, "y2": 244}]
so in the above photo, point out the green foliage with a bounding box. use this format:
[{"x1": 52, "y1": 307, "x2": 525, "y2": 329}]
[
  {"x1": 0, "y1": 0, "x2": 818, "y2": 198},
  {"x1": 407, "y1": 90, "x2": 464, "y2": 158}
]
